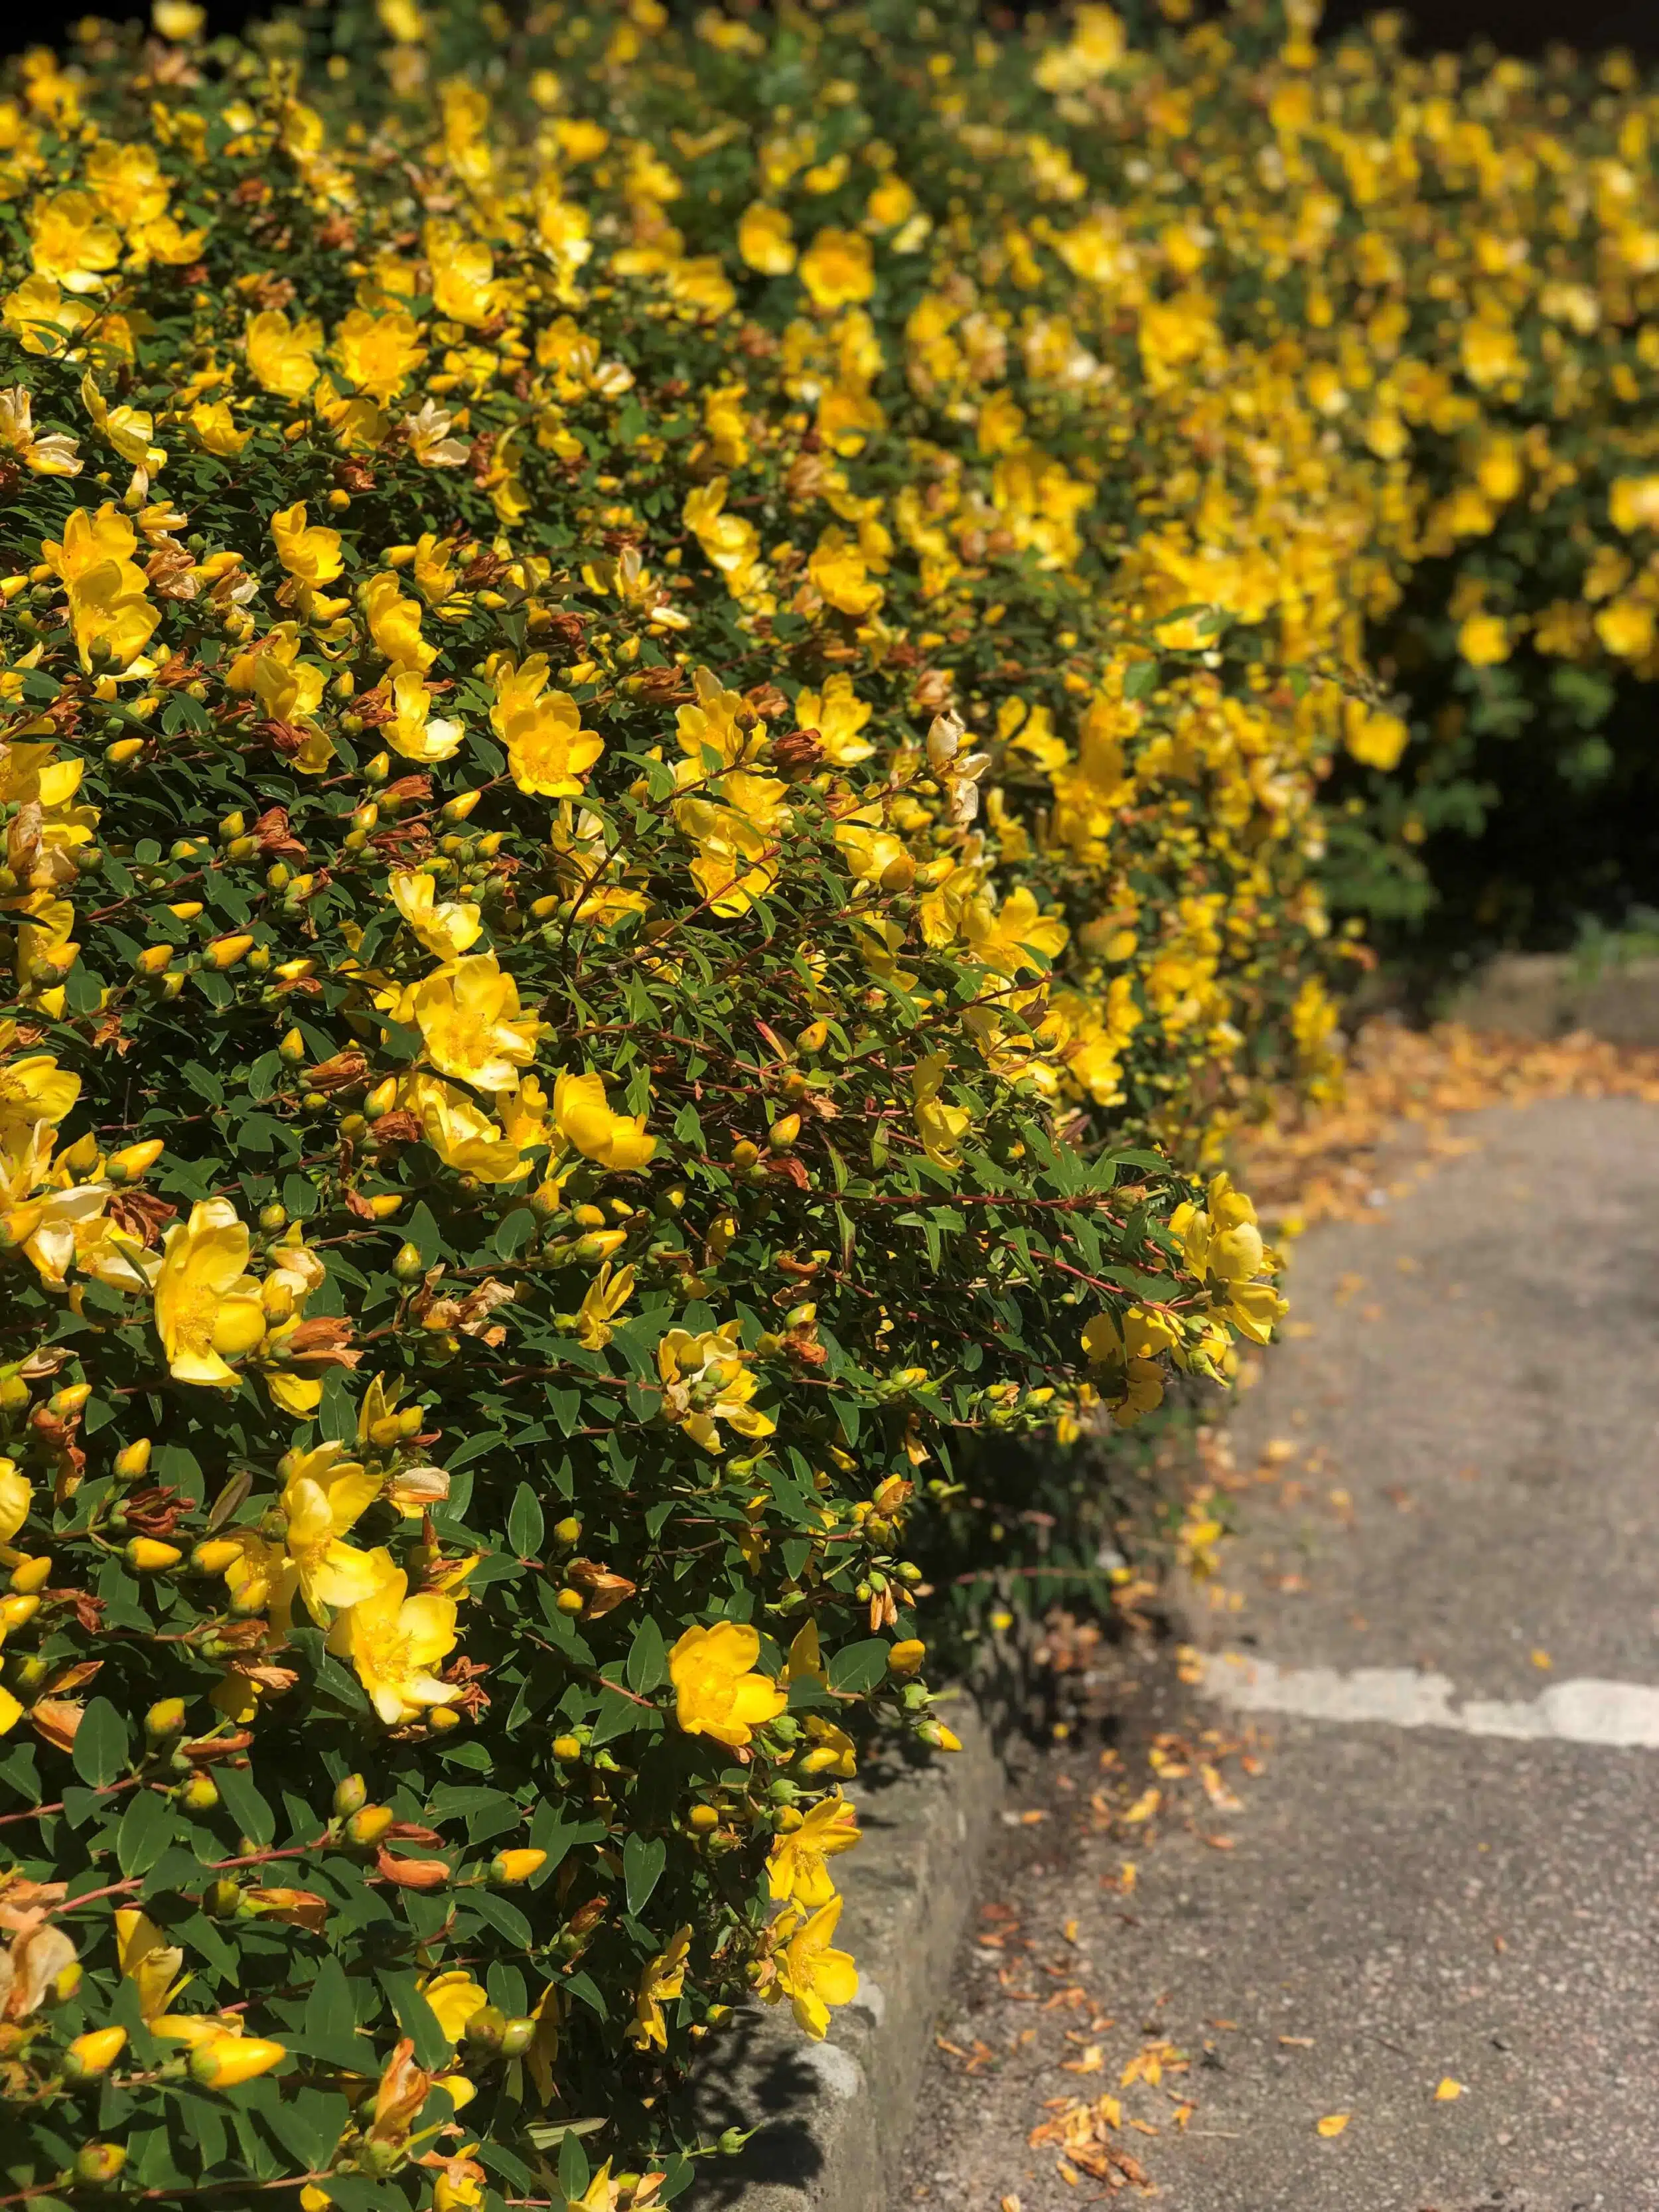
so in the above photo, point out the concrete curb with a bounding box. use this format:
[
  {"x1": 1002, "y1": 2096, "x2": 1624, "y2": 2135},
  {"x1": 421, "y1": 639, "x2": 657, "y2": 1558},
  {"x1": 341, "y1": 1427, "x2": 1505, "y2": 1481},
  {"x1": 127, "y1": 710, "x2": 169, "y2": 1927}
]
[{"x1": 688, "y1": 1696, "x2": 1003, "y2": 2210}]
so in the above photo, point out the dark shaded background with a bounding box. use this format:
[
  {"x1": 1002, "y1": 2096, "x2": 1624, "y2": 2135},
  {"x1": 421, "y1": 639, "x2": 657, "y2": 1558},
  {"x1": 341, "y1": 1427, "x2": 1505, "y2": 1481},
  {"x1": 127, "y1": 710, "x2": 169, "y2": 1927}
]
[{"x1": 8, "y1": 0, "x2": 1659, "y2": 57}]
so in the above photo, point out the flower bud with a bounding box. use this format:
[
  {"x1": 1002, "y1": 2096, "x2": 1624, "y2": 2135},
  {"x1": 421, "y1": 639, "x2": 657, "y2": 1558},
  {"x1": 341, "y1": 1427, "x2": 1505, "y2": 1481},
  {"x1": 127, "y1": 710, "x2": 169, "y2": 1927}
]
[
  {"x1": 277, "y1": 1027, "x2": 305, "y2": 1063},
  {"x1": 555, "y1": 1587, "x2": 585, "y2": 1615},
  {"x1": 65, "y1": 2027, "x2": 127, "y2": 2079},
  {"x1": 189, "y1": 2034, "x2": 287, "y2": 2089},
  {"x1": 126, "y1": 1537, "x2": 182, "y2": 1573},
  {"x1": 490, "y1": 1848, "x2": 547, "y2": 1885},
  {"x1": 145, "y1": 1698, "x2": 188, "y2": 1739},
  {"x1": 206, "y1": 933, "x2": 255, "y2": 970},
  {"x1": 442, "y1": 790, "x2": 481, "y2": 822},
  {"x1": 916, "y1": 1718, "x2": 962, "y2": 1752},
  {"x1": 463, "y1": 2004, "x2": 507, "y2": 2049},
  {"x1": 768, "y1": 1113, "x2": 802, "y2": 1152},
  {"x1": 345, "y1": 1804, "x2": 394, "y2": 1847},
  {"x1": 74, "y1": 2142, "x2": 128, "y2": 2185},
  {"x1": 259, "y1": 1201, "x2": 289, "y2": 1231},
  {"x1": 552, "y1": 1734, "x2": 582, "y2": 1762},
  {"x1": 731, "y1": 1140, "x2": 760, "y2": 1168},
  {"x1": 107, "y1": 1140, "x2": 165, "y2": 1183},
  {"x1": 333, "y1": 1773, "x2": 368, "y2": 1816},
  {"x1": 498, "y1": 2016, "x2": 535, "y2": 2058},
  {"x1": 9, "y1": 1555, "x2": 51, "y2": 1595},
  {"x1": 179, "y1": 1773, "x2": 220, "y2": 1812},
  {"x1": 190, "y1": 1536, "x2": 246, "y2": 1575},
  {"x1": 392, "y1": 1241, "x2": 425, "y2": 1279},
  {"x1": 887, "y1": 1638, "x2": 926, "y2": 1677},
  {"x1": 0, "y1": 1593, "x2": 38, "y2": 1635},
  {"x1": 365, "y1": 1076, "x2": 399, "y2": 1118},
  {"x1": 135, "y1": 943, "x2": 173, "y2": 976}
]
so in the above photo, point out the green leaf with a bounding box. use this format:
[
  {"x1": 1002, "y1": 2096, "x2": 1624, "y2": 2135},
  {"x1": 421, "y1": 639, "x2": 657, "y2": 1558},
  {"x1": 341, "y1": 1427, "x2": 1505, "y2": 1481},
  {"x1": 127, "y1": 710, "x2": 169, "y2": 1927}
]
[
  {"x1": 625, "y1": 1615, "x2": 668, "y2": 1695},
  {"x1": 376, "y1": 1968, "x2": 451, "y2": 2071},
  {"x1": 494, "y1": 1206, "x2": 537, "y2": 1258},
  {"x1": 507, "y1": 1482, "x2": 544, "y2": 1559},
  {"x1": 558, "y1": 2130, "x2": 591, "y2": 2201},
  {"x1": 212, "y1": 1765, "x2": 275, "y2": 1849},
  {"x1": 623, "y1": 1831, "x2": 666, "y2": 1917},
  {"x1": 303, "y1": 1957, "x2": 370, "y2": 2071},
  {"x1": 116, "y1": 1788, "x2": 179, "y2": 1878},
  {"x1": 828, "y1": 1639, "x2": 890, "y2": 1695},
  {"x1": 72, "y1": 1696, "x2": 129, "y2": 1788}
]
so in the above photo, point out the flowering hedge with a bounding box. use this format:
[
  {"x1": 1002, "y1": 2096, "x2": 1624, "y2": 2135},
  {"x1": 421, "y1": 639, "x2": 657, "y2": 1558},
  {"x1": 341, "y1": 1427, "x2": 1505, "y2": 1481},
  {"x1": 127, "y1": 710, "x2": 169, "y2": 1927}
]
[
  {"x1": 0, "y1": 3, "x2": 1312, "y2": 2206},
  {"x1": 3, "y1": 0, "x2": 1653, "y2": 2203}
]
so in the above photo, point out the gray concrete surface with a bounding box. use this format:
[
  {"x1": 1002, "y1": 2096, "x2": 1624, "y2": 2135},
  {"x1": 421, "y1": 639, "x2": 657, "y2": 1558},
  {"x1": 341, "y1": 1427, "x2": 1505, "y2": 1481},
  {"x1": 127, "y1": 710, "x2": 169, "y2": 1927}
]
[
  {"x1": 894, "y1": 1094, "x2": 1659, "y2": 2212},
  {"x1": 1449, "y1": 952, "x2": 1659, "y2": 1045}
]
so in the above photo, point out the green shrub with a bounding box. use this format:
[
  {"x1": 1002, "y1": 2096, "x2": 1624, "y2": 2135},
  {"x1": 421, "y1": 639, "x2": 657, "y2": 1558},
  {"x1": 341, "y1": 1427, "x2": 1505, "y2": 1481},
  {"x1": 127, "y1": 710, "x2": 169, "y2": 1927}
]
[{"x1": 0, "y1": 4, "x2": 1303, "y2": 2206}]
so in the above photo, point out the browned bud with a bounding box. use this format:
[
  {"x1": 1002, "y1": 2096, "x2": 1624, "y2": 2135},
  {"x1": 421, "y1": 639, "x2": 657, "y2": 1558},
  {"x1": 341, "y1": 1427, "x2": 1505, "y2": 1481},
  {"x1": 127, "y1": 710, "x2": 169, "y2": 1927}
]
[{"x1": 771, "y1": 728, "x2": 826, "y2": 777}]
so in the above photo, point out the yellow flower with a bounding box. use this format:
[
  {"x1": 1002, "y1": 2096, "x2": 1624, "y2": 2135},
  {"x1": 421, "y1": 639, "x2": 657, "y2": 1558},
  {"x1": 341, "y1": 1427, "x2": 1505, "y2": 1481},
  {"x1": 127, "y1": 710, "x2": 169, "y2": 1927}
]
[
  {"x1": 1342, "y1": 701, "x2": 1409, "y2": 771},
  {"x1": 153, "y1": 1, "x2": 206, "y2": 38},
  {"x1": 799, "y1": 228, "x2": 874, "y2": 311},
  {"x1": 793, "y1": 674, "x2": 873, "y2": 765},
  {"x1": 1609, "y1": 476, "x2": 1659, "y2": 534},
  {"x1": 668, "y1": 1621, "x2": 787, "y2": 1746},
  {"x1": 3, "y1": 275, "x2": 96, "y2": 357},
  {"x1": 362, "y1": 571, "x2": 436, "y2": 672},
  {"x1": 627, "y1": 1925, "x2": 691, "y2": 2051},
  {"x1": 807, "y1": 528, "x2": 883, "y2": 618},
  {"x1": 412, "y1": 953, "x2": 540, "y2": 1094},
  {"x1": 425, "y1": 220, "x2": 496, "y2": 327},
  {"x1": 0, "y1": 1459, "x2": 32, "y2": 1548},
  {"x1": 800, "y1": 1714, "x2": 857, "y2": 1778},
  {"x1": 279, "y1": 1443, "x2": 391, "y2": 1624},
  {"x1": 551, "y1": 1070, "x2": 655, "y2": 1171},
  {"x1": 1457, "y1": 613, "x2": 1511, "y2": 666},
  {"x1": 391, "y1": 871, "x2": 482, "y2": 960},
  {"x1": 737, "y1": 203, "x2": 796, "y2": 275},
  {"x1": 270, "y1": 500, "x2": 344, "y2": 588},
  {"x1": 116, "y1": 1909, "x2": 189, "y2": 2022},
  {"x1": 153, "y1": 1198, "x2": 267, "y2": 1387},
  {"x1": 422, "y1": 1970, "x2": 489, "y2": 2045},
  {"x1": 27, "y1": 189, "x2": 121, "y2": 293},
  {"x1": 866, "y1": 175, "x2": 917, "y2": 230},
  {"x1": 384, "y1": 669, "x2": 464, "y2": 764},
  {"x1": 1594, "y1": 597, "x2": 1656, "y2": 660},
  {"x1": 186, "y1": 400, "x2": 251, "y2": 458},
  {"x1": 0, "y1": 386, "x2": 81, "y2": 477},
  {"x1": 491, "y1": 656, "x2": 605, "y2": 796},
  {"x1": 0, "y1": 1051, "x2": 80, "y2": 1130},
  {"x1": 333, "y1": 307, "x2": 427, "y2": 402},
  {"x1": 962, "y1": 886, "x2": 1068, "y2": 979},
  {"x1": 911, "y1": 1052, "x2": 971, "y2": 1168},
  {"x1": 84, "y1": 143, "x2": 170, "y2": 232},
  {"x1": 401, "y1": 1072, "x2": 530, "y2": 1183},
  {"x1": 245, "y1": 309, "x2": 323, "y2": 400},
  {"x1": 765, "y1": 1793, "x2": 860, "y2": 1907},
  {"x1": 770, "y1": 1895, "x2": 858, "y2": 2039},
  {"x1": 575, "y1": 1261, "x2": 636, "y2": 1350},
  {"x1": 326, "y1": 1567, "x2": 462, "y2": 1726}
]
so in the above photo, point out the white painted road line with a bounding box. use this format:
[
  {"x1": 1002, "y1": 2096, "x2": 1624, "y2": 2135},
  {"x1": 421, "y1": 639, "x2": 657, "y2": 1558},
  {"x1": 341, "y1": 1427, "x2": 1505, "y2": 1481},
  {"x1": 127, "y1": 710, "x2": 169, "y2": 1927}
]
[{"x1": 1202, "y1": 1653, "x2": 1659, "y2": 1749}]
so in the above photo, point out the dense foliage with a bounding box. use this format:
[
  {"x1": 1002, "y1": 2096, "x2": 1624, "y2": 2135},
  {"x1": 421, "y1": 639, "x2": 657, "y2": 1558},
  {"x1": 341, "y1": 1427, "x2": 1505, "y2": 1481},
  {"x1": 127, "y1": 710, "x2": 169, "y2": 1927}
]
[
  {"x1": 4, "y1": 0, "x2": 1658, "y2": 2200},
  {"x1": 0, "y1": 3, "x2": 1312, "y2": 2206}
]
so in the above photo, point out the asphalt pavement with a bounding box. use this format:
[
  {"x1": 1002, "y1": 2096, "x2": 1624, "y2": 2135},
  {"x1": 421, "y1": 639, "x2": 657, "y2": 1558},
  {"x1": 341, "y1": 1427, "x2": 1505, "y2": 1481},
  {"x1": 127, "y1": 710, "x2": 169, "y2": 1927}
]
[{"x1": 895, "y1": 1094, "x2": 1659, "y2": 2212}]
